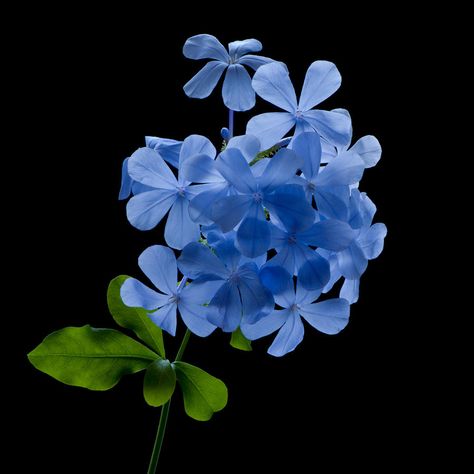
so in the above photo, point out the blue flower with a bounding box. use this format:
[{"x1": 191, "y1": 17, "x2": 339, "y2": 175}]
[
  {"x1": 290, "y1": 132, "x2": 365, "y2": 220},
  {"x1": 126, "y1": 134, "x2": 216, "y2": 249},
  {"x1": 180, "y1": 135, "x2": 261, "y2": 225},
  {"x1": 321, "y1": 109, "x2": 382, "y2": 169},
  {"x1": 209, "y1": 144, "x2": 314, "y2": 257},
  {"x1": 118, "y1": 137, "x2": 182, "y2": 200},
  {"x1": 178, "y1": 241, "x2": 274, "y2": 333},
  {"x1": 183, "y1": 34, "x2": 273, "y2": 111},
  {"x1": 246, "y1": 61, "x2": 352, "y2": 149},
  {"x1": 321, "y1": 190, "x2": 387, "y2": 303},
  {"x1": 241, "y1": 279, "x2": 350, "y2": 357},
  {"x1": 120, "y1": 245, "x2": 218, "y2": 337},
  {"x1": 265, "y1": 208, "x2": 358, "y2": 290}
]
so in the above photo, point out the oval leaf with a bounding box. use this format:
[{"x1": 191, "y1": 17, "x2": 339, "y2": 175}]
[
  {"x1": 28, "y1": 325, "x2": 158, "y2": 391},
  {"x1": 144, "y1": 359, "x2": 176, "y2": 407},
  {"x1": 230, "y1": 328, "x2": 252, "y2": 352},
  {"x1": 107, "y1": 275, "x2": 165, "y2": 357},
  {"x1": 173, "y1": 361, "x2": 228, "y2": 421}
]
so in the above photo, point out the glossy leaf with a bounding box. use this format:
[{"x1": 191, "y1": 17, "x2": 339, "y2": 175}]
[
  {"x1": 230, "y1": 327, "x2": 252, "y2": 351},
  {"x1": 173, "y1": 361, "x2": 228, "y2": 421},
  {"x1": 28, "y1": 325, "x2": 158, "y2": 390},
  {"x1": 107, "y1": 275, "x2": 165, "y2": 357},
  {"x1": 143, "y1": 359, "x2": 176, "y2": 407}
]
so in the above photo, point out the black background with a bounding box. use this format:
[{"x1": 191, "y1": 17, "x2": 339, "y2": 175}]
[{"x1": 13, "y1": 8, "x2": 428, "y2": 473}]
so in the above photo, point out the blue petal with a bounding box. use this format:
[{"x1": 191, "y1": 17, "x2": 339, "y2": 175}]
[
  {"x1": 350, "y1": 135, "x2": 382, "y2": 168},
  {"x1": 212, "y1": 194, "x2": 253, "y2": 232},
  {"x1": 259, "y1": 265, "x2": 292, "y2": 295},
  {"x1": 258, "y1": 148, "x2": 303, "y2": 193},
  {"x1": 340, "y1": 278, "x2": 360, "y2": 304},
  {"x1": 227, "y1": 134, "x2": 261, "y2": 162},
  {"x1": 164, "y1": 196, "x2": 200, "y2": 250},
  {"x1": 119, "y1": 158, "x2": 133, "y2": 200},
  {"x1": 297, "y1": 219, "x2": 358, "y2": 251},
  {"x1": 269, "y1": 221, "x2": 289, "y2": 250},
  {"x1": 359, "y1": 191, "x2": 377, "y2": 229},
  {"x1": 264, "y1": 244, "x2": 296, "y2": 277},
  {"x1": 178, "y1": 242, "x2": 229, "y2": 280},
  {"x1": 290, "y1": 132, "x2": 322, "y2": 180},
  {"x1": 331, "y1": 108, "x2": 353, "y2": 149},
  {"x1": 238, "y1": 263, "x2": 275, "y2": 319},
  {"x1": 320, "y1": 250, "x2": 342, "y2": 294},
  {"x1": 215, "y1": 147, "x2": 257, "y2": 193},
  {"x1": 302, "y1": 109, "x2": 352, "y2": 147},
  {"x1": 189, "y1": 184, "x2": 230, "y2": 225},
  {"x1": 149, "y1": 303, "x2": 177, "y2": 336},
  {"x1": 237, "y1": 54, "x2": 274, "y2": 70},
  {"x1": 295, "y1": 280, "x2": 322, "y2": 306},
  {"x1": 228, "y1": 39, "x2": 262, "y2": 58},
  {"x1": 126, "y1": 189, "x2": 177, "y2": 231},
  {"x1": 264, "y1": 184, "x2": 315, "y2": 233},
  {"x1": 145, "y1": 137, "x2": 182, "y2": 168},
  {"x1": 268, "y1": 312, "x2": 304, "y2": 357},
  {"x1": 120, "y1": 278, "x2": 169, "y2": 310},
  {"x1": 315, "y1": 186, "x2": 350, "y2": 221},
  {"x1": 183, "y1": 34, "x2": 229, "y2": 62},
  {"x1": 316, "y1": 151, "x2": 365, "y2": 187},
  {"x1": 179, "y1": 134, "x2": 216, "y2": 164},
  {"x1": 296, "y1": 246, "x2": 331, "y2": 290},
  {"x1": 241, "y1": 309, "x2": 288, "y2": 340},
  {"x1": 298, "y1": 61, "x2": 342, "y2": 111},
  {"x1": 208, "y1": 282, "x2": 242, "y2": 332},
  {"x1": 246, "y1": 112, "x2": 295, "y2": 150},
  {"x1": 236, "y1": 204, "x2": 270, "y2": 258},
  {"x1": 128, "y1": 147, "x2": 177, "y2": 189},
  {"x1": 183, "y1": 60, "x2": 227, "y2": 99},
  {"x1": 180, "y1": 278, "x2": 222, "y2": 304},
  {"x1": 222, "y1": 64, "x2": 255, "y2": 111},
  {"x1": 252, "y1": 62, "x2": 297, "y2": 112},
  {"x1": 180, "y1": 153, "x2": 221, "y2": 183},
  {"x1": 131, "y1": 181, "x2": 154, "y2": 196},
  {"x1": 358, "y1": 223, "x2": 387, "y2": 259},
  {"x1": 214, "y1": 239, "x2": 242, "y2": 271},
  {"x1": 273, "y1": 279, "x2": 296, "y2": 308},
  {"x1": 138, "y1": 245, "x2": 177, "y2": 295},
  {"x1": 178, "y1": 301, "x2": 216, "y2": 337},
  {"x1": 299, "y1": 298, "x2": 350, "y2": 335},
  {"x1": 337, "y1": 242, "x2": 368, "y2": 279}
]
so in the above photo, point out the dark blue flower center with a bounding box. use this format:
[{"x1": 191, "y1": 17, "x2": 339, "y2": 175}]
[
  {"x1": 177, "y1": 186, "x2": 186, "y2": 197},
  {"x1": 287, "y1": 234, "x2": 297, "y2": 245},
  {"x1": 307, "y1": 181, "x2": 316, "y2": 191},
  {"x1": 295, "y1": 110, "x2": 303, "y2": 119},
  {"x1": 228, "y1": 271, "x2": 240, "y2": 284},
  {"x1": 168, "y1": 294, "x2": 180, "y2": 304},
  {"x1": 252, "y1": 192, "x2": 263, "y2": 203}
]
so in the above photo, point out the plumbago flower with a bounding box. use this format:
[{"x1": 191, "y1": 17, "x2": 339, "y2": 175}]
[
  {"x1": 28, "y1": 33, "x2": 386, "y2": 474},
  {"x1": 183, "y1": 34, "x2": 273, "y2": 111}
]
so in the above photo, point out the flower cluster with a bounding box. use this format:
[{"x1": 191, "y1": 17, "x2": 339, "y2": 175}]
[{"x1": 119, "y1": 34, "x2": 386, "y2": 357}]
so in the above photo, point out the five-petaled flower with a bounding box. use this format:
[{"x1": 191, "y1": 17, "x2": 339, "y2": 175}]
[{"x1": 183, "y1": 34, "x2": 274, "y2": 111}]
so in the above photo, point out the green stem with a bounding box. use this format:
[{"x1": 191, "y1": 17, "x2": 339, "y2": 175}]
[
  {"x1": 175, "y1": 329, "x2": 191, "y2": 362},
  {"x1": 147, "y1": 400, "x2": 171, "y2": 474},
  {"x1": 146, "y1": 329, "x2": 192, "y2": 474}
]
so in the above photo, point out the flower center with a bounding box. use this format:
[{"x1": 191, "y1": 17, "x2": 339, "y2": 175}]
[
  {"x1": 252, "y1": 192, "x2": 263, "y2": 203},
  {"x1": 177, "y1": 186, "x2": 186, "y2": 197},
  {"x1": 295, "y1": 109, "x2": 303, "y2": 119},
  {"x1": 287, "y1": 234, "x2": 297, "y2": 245},
  {"x1": 289, "y1": 303, "x2": 299, "y2": 313},
  {"x1": 307, "y1": 181, "x2": 316, "y2": 191},
  {"x1": 169, "y1": 294, "x2": 180, "y2": 304},
  {"x1": 228, "y1": 271, "x2": 240, "y2": 284}
]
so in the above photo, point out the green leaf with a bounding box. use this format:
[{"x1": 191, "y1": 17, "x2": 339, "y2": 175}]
[
  {"x1": 28, "y1": 325, "x2": 158, "y2": 391},
  {"x1": 230, "y1": 327, "x2": 252, "y2": 351},
  {"x1": 143, "y1": 359, "x2": 176, "y2": 407},
  {"x1": 107, "y1": 275, "x2": 165, "y2": 357},
  {"x1": 173, "y1": 361, "x2": 228, "y2": 421}
]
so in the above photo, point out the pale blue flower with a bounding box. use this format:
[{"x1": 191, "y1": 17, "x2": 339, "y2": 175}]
[
  {"x1": 183, "y1": 34, "x2": 273, "y2": 111},
  {"x1": 247, "y1": 61, "x2": 352, "y2": 149}
]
